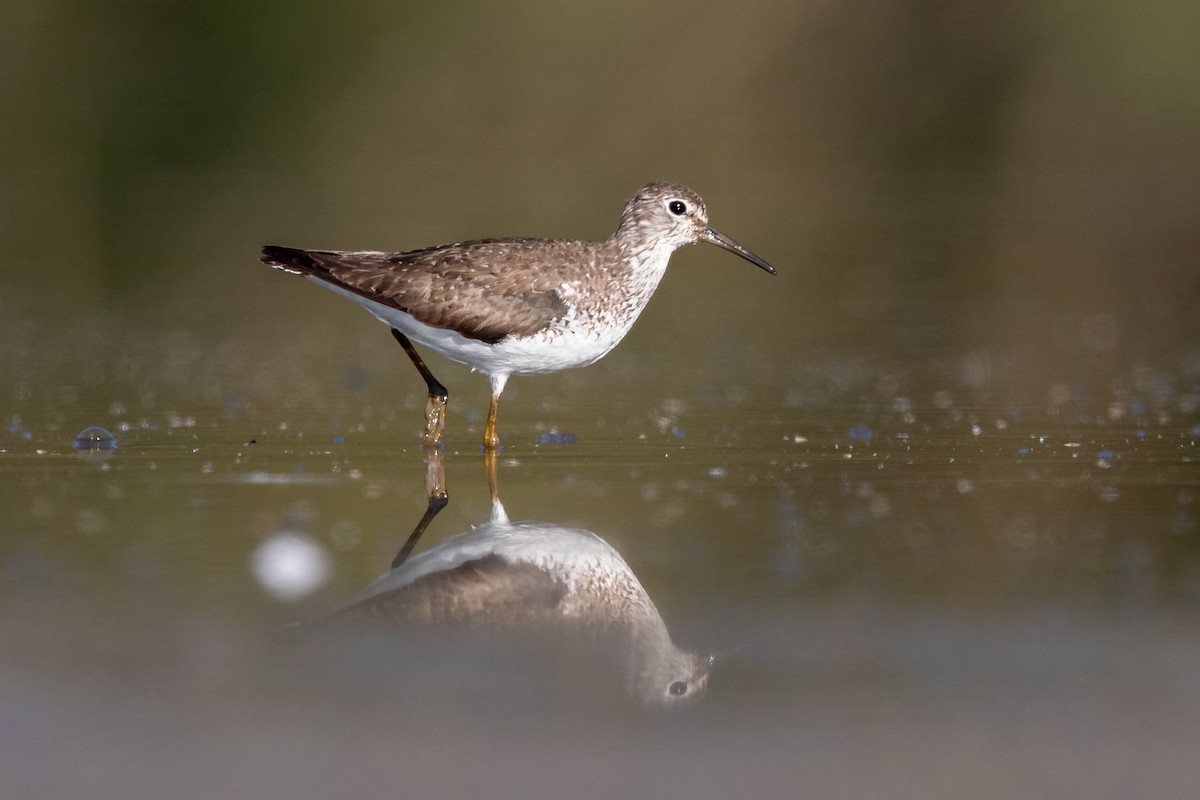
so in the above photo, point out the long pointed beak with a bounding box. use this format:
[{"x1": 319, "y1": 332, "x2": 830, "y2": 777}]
[{"x1": 701, "y1": 228, "x2": 777, "y2": 275}]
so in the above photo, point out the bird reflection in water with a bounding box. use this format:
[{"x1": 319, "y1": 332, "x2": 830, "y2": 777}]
[{"x1": 329, "y1": 452, "x2": 710, "y2": 707}]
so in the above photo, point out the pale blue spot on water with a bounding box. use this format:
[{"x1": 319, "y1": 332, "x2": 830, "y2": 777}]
[
  {"x1": 1098, "y1": 449, "x2": 1114, "y2": 460},
  {"x1": 1132, "y1": 400, "x2": 1146, "y2": 416},
  {"x1": 1018, "y1": 447, "x2": 1031, "y2": 456},
  {"x1": 535, "y1": 432, "x2": 577, "y2": 445},
  {"x1": 1191, "y1": 423, "x2": 1200, "y2": 436},
  {"x1": 673, "y1": 428, "x2": 687, "y2": 439},
  {"x1": 332, "y1": 436, "x2": 345, "y2": 444},
  {"x1": 22, "y1": 431, "x2": 32, "y2": 440},
  {"x1": 1136, "y1": 430, "x2": 1146, "y2": 439},
  {"x1": 849, "y1": 425, "x2": 872, "y2": 441}
]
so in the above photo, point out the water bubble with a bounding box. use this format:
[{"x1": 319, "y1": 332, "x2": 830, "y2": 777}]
[{"x1": 73, "y1": 426, "x2": 117, "y2": 461}]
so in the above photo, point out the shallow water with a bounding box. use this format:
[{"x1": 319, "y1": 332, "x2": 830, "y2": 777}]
[{"x1": 2, "y1": 295, "x2": 1198, "y2": 797}]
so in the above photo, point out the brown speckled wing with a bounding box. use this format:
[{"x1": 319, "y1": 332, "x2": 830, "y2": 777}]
[
  {"x1": 342, "y1": 555, "x2": 567, "y2": 626},
  {"x1": 262, "y1": 240, "x2": 587, "y2": 344}
]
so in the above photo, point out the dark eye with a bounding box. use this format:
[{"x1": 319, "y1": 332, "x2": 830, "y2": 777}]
[
  {"x1": 668, "y1": 681, "x2": 688, "y2": 696},
  {"x1": 668, "y1": 200, "x2": 687, "y2": 216}
]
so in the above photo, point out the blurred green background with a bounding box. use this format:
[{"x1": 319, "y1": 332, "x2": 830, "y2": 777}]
[{"x1": 4, "y1": 0, "x2": 1198, "y2": 370}]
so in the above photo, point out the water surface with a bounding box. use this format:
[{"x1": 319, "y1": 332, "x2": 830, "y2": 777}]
[{"x1": 2, "y1": 300, "x2": 1197, "y2": 797}]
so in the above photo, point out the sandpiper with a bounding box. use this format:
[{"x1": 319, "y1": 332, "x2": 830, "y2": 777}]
[
  {"x1": 261, "y1": 182, "x2": 775, "y2": 449},
  {"x1": 334, "y1": 496, "x2": 711, "y2": 706}
]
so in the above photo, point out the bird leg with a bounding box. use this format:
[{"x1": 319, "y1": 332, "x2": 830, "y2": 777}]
[
  {"x1": 391, "y1": 449, "x2": 448, "y2": 569},
  {"x1": 483, "y1": 390, "x2": 501, "y2": 450},
  {"x1": 484, "y1": 447, "x2": 499, "y2": 503},
  {"x1": 391, "y1": 329, "x2": 448, "y2": 448}
]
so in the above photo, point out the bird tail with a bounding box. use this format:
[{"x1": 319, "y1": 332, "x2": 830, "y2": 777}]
[{"x1": 260, "y1": 245, "x2": 322, "y2": 276}]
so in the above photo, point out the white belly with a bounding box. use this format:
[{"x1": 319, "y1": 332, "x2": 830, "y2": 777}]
[{"x1": 316, "y1": 281, "x2": 636, "y2": 378}]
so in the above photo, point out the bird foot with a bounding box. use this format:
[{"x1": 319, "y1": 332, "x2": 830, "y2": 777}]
[{"x1": 422, "y1": 394, "x2": 447, "y2": 449}]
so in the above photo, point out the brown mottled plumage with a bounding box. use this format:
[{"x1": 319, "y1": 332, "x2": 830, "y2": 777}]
[{"x1": 261, "y1": 240, "x2": 580, "y2": 345}]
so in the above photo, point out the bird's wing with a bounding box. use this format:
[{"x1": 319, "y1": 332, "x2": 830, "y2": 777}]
[
  {"x1": 261, "y1": 240, "x2": 587, "y2": 343},
  {"x1": 339, "y1": 554, "x2": 568, "y2": 625}
]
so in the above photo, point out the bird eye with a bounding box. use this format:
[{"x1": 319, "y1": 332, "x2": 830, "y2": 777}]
[
  {"x1": 668, "y1": 200, "x2": 687, "y2": 216},
  {"x1": 668, "y1": 681, "x2": 688, "y2": 696}
]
